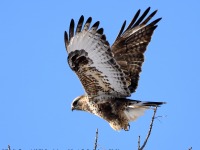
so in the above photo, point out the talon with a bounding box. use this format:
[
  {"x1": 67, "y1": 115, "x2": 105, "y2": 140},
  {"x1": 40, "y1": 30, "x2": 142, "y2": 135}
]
[
  {"x1": 128, "y1": 124, "x2": 130, "y2": 130},
  {"x1": 124, "y1": 124, "x2": 130, "y2": 131}
]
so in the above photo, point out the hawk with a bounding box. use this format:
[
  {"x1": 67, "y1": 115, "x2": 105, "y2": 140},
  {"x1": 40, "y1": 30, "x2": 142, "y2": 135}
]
[{"x1": 64, "y1": 7, "x2": 165, "y2": 131}]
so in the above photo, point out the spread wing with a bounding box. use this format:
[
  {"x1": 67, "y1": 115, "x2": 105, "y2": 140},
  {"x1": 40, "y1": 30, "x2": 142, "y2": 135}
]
[
  {"x1": 111, "y1": 7, "x2": 161, "y2": 93},
  {"x1": 64, "y1": 16, "x2": 130, "y2": 100}
]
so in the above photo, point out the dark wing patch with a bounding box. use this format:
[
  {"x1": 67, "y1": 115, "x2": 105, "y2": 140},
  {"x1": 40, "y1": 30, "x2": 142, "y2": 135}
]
[
  {"x1": 68, "y1": 49, "x2": 90, "y2": 72},
  {"x1": 68, "y1": 49, "x2": 103, "y2": 96},
  {"x1": 111, "y1": 7, "x2": 161, "y2": 93}
]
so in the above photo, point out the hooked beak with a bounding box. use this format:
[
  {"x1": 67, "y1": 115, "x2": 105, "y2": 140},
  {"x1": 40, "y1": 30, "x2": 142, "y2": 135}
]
[{"x1": 71, "y1": 106, "x2": 74, "y2": 111}]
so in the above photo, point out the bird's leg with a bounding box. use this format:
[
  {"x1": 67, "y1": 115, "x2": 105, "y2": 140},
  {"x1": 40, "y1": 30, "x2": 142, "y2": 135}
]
[{"x1": 127, "y1": 123, "x2": 130, "y2": 130}]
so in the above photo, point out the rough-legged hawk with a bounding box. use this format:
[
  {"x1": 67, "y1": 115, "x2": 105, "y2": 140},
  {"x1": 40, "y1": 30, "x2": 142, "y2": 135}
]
[{"x1": 64, "y1": 7, "x2": 165, "y2": 131}]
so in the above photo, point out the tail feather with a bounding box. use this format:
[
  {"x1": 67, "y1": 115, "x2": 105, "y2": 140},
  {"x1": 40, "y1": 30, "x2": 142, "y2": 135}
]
[
  {"x1": 124, "y1": 99, "x2": 165, "y2": 122},
  {"x1": 137, "y1": 101, "x2": 166, "y2": 107},
  {"x1": 124, "y1": 107, "x2": 147, "y2": 121}
]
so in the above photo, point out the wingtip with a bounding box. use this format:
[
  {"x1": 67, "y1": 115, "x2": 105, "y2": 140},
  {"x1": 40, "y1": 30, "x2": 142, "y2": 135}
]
[
  {"x1": 92, "y1": 21, "x2": 100, "y2": 29},
  {"x1": 64, "y1": 30, "x2": 67, "y2": 38},
  {"x1": 70, "y1": 18, "x2": 75, "y2": 25},
  {"x1": 147, "y1": 6, "x2": 151, "y2": 11},
  {"x1": 88, "y1": 17, "x2": 92, "y2": 22},
  {"x1": 97, "y1": 28, "x2": 104, "y2": 34},
  {"x1": 70, "y1": 19, "x2": 75, "y2": 29},
  {"x1": 69, "y1": 18, "x2": 75, "y2": 41},
  {"x1": 151, "y1": 9, "x2": 158, "y2": 17},
  {"x1": 80, "y1": 15, "x2": 84, "y2": 22},
  {"x1": 94, "y1": 21, "x2": 100, "y2": 26},
  {"x1": 157, "y1": 18, "x2": 162, "y2": 24},
  {"x1": 145, "y1": 7, "x2": 151, "y2": 13},
  {"x1": 79, "y1": 15, "x2": 84, "y2": 23},
  {"x1": 64, "y1": 31, "x2": 69, "y2": 49},
  {"x1": 153, "y1": 17, "x2": 162, "y2": 25},
  {"x1": 116, "y1": 20, "x2": 126, "y2": 39},
  {"x1": 83, "y1": 17, "x2": 92, "y2": 31}
]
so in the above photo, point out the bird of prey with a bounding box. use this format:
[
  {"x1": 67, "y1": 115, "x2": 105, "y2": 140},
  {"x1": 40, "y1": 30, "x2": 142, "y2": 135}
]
[{"x1": 64, "y1": 7, "x2": 165, "y2": 131}]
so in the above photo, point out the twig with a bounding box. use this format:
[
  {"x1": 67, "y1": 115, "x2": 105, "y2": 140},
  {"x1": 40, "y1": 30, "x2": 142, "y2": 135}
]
[
  {"x1": 138, "y1": 106, "x2": 158, "y2": 150},
  {"x1": 94, "y1": 128, "x2": 98, "y2": 150},
  {"x1": 138, "y1": 136, "x2": 141, "y2": 149}
]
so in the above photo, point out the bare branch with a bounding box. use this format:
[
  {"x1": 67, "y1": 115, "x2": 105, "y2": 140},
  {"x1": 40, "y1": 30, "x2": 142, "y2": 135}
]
[
  {"x1": 94, "y1": 128, "x2": 98, "y2": 150},
  {"x1": 138, "y1": 106, "x2": 158, "y2": 150},
  {"x1": 138, "y1": 136, "x2": 141, "y2": 150}
]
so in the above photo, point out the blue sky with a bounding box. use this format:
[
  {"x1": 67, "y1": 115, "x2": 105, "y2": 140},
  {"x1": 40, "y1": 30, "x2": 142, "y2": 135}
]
[{"x1": 0, "y1": 0, "x2": 199, "y2": 150}]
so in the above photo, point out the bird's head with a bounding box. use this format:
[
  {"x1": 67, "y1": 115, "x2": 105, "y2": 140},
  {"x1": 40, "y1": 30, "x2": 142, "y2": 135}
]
[{"x1": 71, "y1": 95, "x2": 87, "y2": 111}]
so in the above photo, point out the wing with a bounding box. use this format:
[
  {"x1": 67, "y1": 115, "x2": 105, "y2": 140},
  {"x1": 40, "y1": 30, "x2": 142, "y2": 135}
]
[
  {"x1": 64, "y1": 16, "x2": 130, "y2": 100},
  {"x1": 111, "y1": 7, "x2": 161, "y2": 93}
]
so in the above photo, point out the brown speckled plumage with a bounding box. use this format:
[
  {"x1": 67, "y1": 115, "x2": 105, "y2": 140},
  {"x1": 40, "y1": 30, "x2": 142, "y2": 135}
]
[{"x1": 65, "y1": 7, "x2": 165, "y2": 131}]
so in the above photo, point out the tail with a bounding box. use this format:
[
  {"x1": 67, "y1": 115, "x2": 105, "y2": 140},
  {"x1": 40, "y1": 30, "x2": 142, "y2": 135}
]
[
  {"x1": 138, "y1": 101, "x2": 166, "y2": 107},
  {"x1": 123, "y1": 99, "x2": 166, "y2": 122}
]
